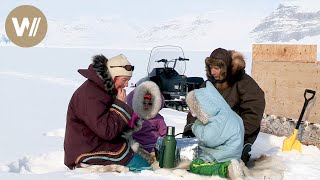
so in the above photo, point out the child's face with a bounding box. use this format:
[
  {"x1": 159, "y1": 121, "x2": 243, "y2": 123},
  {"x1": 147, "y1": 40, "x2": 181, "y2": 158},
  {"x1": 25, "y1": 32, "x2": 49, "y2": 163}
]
[{"x1": 143, "y1": 99, "x2": 152, "y2": 111}]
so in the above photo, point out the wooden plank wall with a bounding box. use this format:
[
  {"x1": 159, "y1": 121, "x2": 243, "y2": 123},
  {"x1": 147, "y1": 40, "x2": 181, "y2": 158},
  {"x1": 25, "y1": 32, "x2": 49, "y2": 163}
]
[{"x1": 252, "y1": 44, "x2": 320, "y2": 123}]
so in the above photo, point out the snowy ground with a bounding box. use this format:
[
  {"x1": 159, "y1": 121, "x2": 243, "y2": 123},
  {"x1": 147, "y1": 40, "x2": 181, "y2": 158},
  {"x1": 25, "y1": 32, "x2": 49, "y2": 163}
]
[{"x1": 1, "y1": 47, "x2": 320, "y2": 179}]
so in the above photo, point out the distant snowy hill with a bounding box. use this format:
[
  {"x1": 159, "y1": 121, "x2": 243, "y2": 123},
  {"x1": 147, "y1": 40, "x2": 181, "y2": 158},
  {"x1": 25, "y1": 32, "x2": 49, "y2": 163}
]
[
  {"x1": 1, "y1": 1, "x2": 320, "y2": 51},
  {"x1": 137, "y1": 13, "x2": 214, "y2": 43},
  {"x1": 135, "y1": 11, "x2": 248, "y2": 51},
  {"x1": 0, "y1": 13, "x2": 221, "y2": 50},
  {"x1": 44, "y1": 17, "x2": 141, "y2": 48},
  {"x1": 251, "y1": 2, "x2": 320, "y2": 46},
  {"x1": 0, "y1": 17, "x2": 141, "y2": 48}
]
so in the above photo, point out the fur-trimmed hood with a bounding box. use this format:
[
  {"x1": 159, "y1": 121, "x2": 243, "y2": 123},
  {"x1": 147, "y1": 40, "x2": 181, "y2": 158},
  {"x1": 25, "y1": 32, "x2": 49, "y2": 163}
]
[
  {"x1": 205, "y1": 49, "x2": 246, "y2": 86},
  {"x1": 186, "y1": 91, "x2": 209, "y2": 124},
  {"x1": 188, "y1": 81, "x2": 245, "y2": 162},
  {"x1": 127, "y1": 81, "x2": 164, "y2": 120},
  {"x1": 186, "y1": 81, "x2": 229, "y2": 124},
  {"x1": 78, "y1": 54, "x2": 117, "y2": 97}
]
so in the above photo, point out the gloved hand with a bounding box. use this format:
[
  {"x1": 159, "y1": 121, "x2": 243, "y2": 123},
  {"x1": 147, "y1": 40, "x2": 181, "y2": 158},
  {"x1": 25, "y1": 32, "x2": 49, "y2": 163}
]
[
  {"x1": 122, "y1": 113, "x2": 142, "y2": 140},
  {"x1": 128, "y1": 113, "x2": 139, "y2": 128}
]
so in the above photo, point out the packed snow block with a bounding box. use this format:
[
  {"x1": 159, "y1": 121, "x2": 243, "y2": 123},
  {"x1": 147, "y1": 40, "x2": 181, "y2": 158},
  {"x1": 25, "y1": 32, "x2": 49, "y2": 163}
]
[
  {"x1": 261, "y1": 114, "x2": 320, "y2": 149},
  {"x1": 252, "y1": 44, "x2": 320, "y2": 124}
]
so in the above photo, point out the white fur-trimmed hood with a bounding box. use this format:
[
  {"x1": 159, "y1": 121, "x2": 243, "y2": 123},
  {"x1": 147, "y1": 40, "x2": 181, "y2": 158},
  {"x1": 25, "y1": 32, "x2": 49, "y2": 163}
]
[
  {"x1": 127, "y1": 81, "x2": 164, "y2": 120},
  {"x1": 186, "y1": 91, "x2": 209, "y2": 124}
]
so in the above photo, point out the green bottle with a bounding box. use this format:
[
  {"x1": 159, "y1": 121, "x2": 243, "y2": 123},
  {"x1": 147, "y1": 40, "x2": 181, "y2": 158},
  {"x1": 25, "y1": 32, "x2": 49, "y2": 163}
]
[{"x1": 160, "y1": 126, "x2": 177, "y2": 168}]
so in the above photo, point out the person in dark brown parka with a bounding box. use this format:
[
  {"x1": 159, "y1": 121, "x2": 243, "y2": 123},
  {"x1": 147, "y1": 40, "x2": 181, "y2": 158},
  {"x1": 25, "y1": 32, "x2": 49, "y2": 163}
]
[
  {"x1": 183, "y1": 48, "x2": 265, "y2": 163},
  {"x1": 64, "y1": 54, "x2": 149, "y2": 170}
]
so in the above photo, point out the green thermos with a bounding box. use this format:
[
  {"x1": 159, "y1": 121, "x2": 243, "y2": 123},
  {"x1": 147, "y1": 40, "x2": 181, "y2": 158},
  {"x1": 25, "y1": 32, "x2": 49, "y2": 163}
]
[{"x1": 159, "y1": 126, "x2": 177, "y2": 168}]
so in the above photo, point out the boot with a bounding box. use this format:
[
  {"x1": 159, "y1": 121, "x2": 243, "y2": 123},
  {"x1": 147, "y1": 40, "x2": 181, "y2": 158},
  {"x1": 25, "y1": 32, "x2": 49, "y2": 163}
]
[
  {"x1": 228, "y1": 159, "x2": 245, "y2": 180},
  {"x1": 241, "y1": 143, "x2": 252, "y2": 165},
  {"x1": 189, "y1": 159, "x2": 230, "y2": 178}
]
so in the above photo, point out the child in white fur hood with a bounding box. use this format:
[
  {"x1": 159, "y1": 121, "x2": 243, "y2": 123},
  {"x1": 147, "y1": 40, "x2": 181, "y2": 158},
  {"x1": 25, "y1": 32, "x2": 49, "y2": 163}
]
[{"x1": 127, "y1": 81, "x2": 167, "y2": 153}]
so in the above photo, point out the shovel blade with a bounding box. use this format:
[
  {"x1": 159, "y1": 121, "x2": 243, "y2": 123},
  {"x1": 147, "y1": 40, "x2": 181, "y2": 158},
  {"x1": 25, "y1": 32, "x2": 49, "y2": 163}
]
[
  {"x1": 282, "y1": 129, "x2": 302, "y2": 152},
  {"x1": 292, "y1": 139, "x2": 302, "y2": 152}
]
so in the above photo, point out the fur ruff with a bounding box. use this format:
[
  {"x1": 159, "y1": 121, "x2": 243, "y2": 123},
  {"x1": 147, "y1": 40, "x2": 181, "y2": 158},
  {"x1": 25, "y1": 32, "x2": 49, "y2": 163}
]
[
  {"x1": 246, "y1": 154, "x2": 286, "y2": 180},
  {"x1": 77, "y1": 141, "x2": 155, "y2": 173},
  {"x1": 121, "y1": 118, "x2": 144, "y2": 154},
  {"x1": 214, "y1": 81, "x2": 230, "y2": 92},
  {"x1": 153, "y1": 155, "x2": 285, "y2": 180},
  {"x1": 135, "y1": 147, "x2": 156, "y2": 165},
  {"x1": 77, "y1": 163, "x2": 130, "y2": 173},
  {"x1": 230, "y1": 50, "x2": 245, "y2": 76},
  {"x1": 186, "y1": 91, "x2": 209, "y2": 124},
  {"x1": 91, "y1": 54, "x2": 117, "y2": 97},
  {"x1": 77, "y1": 154, "x2": 285, "y2": 180},
  {"x1": 121, "y1": 114, "x2": 157, "y2": 164},
  {"x1": 132, "y1": 81, "x2": 163, "y2": 120},
  {"x1": 121, "y1": 118, "x2": 143, "y2": 141},
  {"x1": 228, "y1": 159, "x2": 245, "y2": 180}
]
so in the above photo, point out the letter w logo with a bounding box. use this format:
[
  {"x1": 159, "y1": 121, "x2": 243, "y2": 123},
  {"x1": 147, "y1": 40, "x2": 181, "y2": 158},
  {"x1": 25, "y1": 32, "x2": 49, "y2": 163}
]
[{"x1": 11, "y1": 17, "x2": 41, "y2": 37}]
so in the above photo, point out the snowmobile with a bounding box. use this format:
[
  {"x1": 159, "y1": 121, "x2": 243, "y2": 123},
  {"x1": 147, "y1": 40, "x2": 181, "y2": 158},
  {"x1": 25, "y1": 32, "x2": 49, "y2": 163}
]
[{"x1": 136, "y1": 45, "x2": 204, "y2": 111}]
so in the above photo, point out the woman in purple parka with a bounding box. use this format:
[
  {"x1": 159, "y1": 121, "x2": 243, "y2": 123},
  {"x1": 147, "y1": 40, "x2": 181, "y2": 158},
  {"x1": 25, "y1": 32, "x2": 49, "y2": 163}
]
[{"x1": 127, "y1": 81, "x2": 167, "y2": 153}]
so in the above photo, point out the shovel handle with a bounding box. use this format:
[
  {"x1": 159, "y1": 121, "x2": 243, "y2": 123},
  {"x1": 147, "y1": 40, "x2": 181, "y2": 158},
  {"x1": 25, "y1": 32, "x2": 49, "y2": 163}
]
[
  {"x1": 296, "y1": 89, "x2": 316, "y2": 129},
  {"x1": 304, "y1": 89, "x2": 316, "y2": 102}
]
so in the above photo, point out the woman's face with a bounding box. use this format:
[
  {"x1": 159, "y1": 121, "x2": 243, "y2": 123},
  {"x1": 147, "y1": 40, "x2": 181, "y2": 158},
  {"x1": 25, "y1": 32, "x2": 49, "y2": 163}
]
[
  {"x1": 114, "y1": 76, "x2": 131, "y2": 89},
  {"x1": 210, "y1": 66, "x2": 222, "y2": 80}
]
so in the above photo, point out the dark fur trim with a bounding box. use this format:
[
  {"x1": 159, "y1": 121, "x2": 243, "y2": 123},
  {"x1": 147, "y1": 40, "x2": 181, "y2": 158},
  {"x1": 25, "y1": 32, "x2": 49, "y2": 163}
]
[
  {"x1": 92, "y1": 54, "x2": 117, "y2": 97},
  {"x1": 228, "y1": 50, "x2": 246, "y2": 85},
  {"x1": 230, "y1": 50, "x2": 246, "y2": 76}
]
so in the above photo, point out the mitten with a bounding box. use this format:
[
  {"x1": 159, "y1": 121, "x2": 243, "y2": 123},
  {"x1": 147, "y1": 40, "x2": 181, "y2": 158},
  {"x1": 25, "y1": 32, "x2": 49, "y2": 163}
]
[{"x1": 128, "y1": 113, "x2": 139, "y2": 128}]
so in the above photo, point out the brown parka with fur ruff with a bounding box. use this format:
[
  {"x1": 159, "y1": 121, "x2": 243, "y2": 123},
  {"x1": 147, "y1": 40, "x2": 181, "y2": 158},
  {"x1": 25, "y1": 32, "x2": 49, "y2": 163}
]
[{"x1": 184, "y1": 49, "x2": 265, "y2": 146}]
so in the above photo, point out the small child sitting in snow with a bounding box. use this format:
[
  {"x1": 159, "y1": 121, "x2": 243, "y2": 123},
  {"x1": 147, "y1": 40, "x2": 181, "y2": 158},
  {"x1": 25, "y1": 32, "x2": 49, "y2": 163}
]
[
  {"x1": 186, "y1": 81, "x2": 245, "y2": 179},
  {"x1": 127, "y1": 81, "x2": 167, "y2": 154}
]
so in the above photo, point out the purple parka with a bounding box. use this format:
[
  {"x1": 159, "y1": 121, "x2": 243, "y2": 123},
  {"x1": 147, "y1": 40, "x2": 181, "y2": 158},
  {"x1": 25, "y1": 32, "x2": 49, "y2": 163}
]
[{"x1": 127, "y1": 81, "x2": 167, "y2": 152}]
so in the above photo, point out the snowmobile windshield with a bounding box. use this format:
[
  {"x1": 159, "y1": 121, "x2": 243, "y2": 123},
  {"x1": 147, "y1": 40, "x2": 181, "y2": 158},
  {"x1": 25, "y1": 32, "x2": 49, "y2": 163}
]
[{"x1": 147, "y1": 45, "x2": 187, "y2": 76}]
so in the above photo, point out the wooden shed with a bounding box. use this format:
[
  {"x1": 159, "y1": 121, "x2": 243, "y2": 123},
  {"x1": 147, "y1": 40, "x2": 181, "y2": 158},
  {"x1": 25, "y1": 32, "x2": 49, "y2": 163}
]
[
  {"x1": 252, "y1": 44, "x2": 319, "y2": 123},
  {"x1": 252, "y1": 44, "x2": 320, "y2": 148}
]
